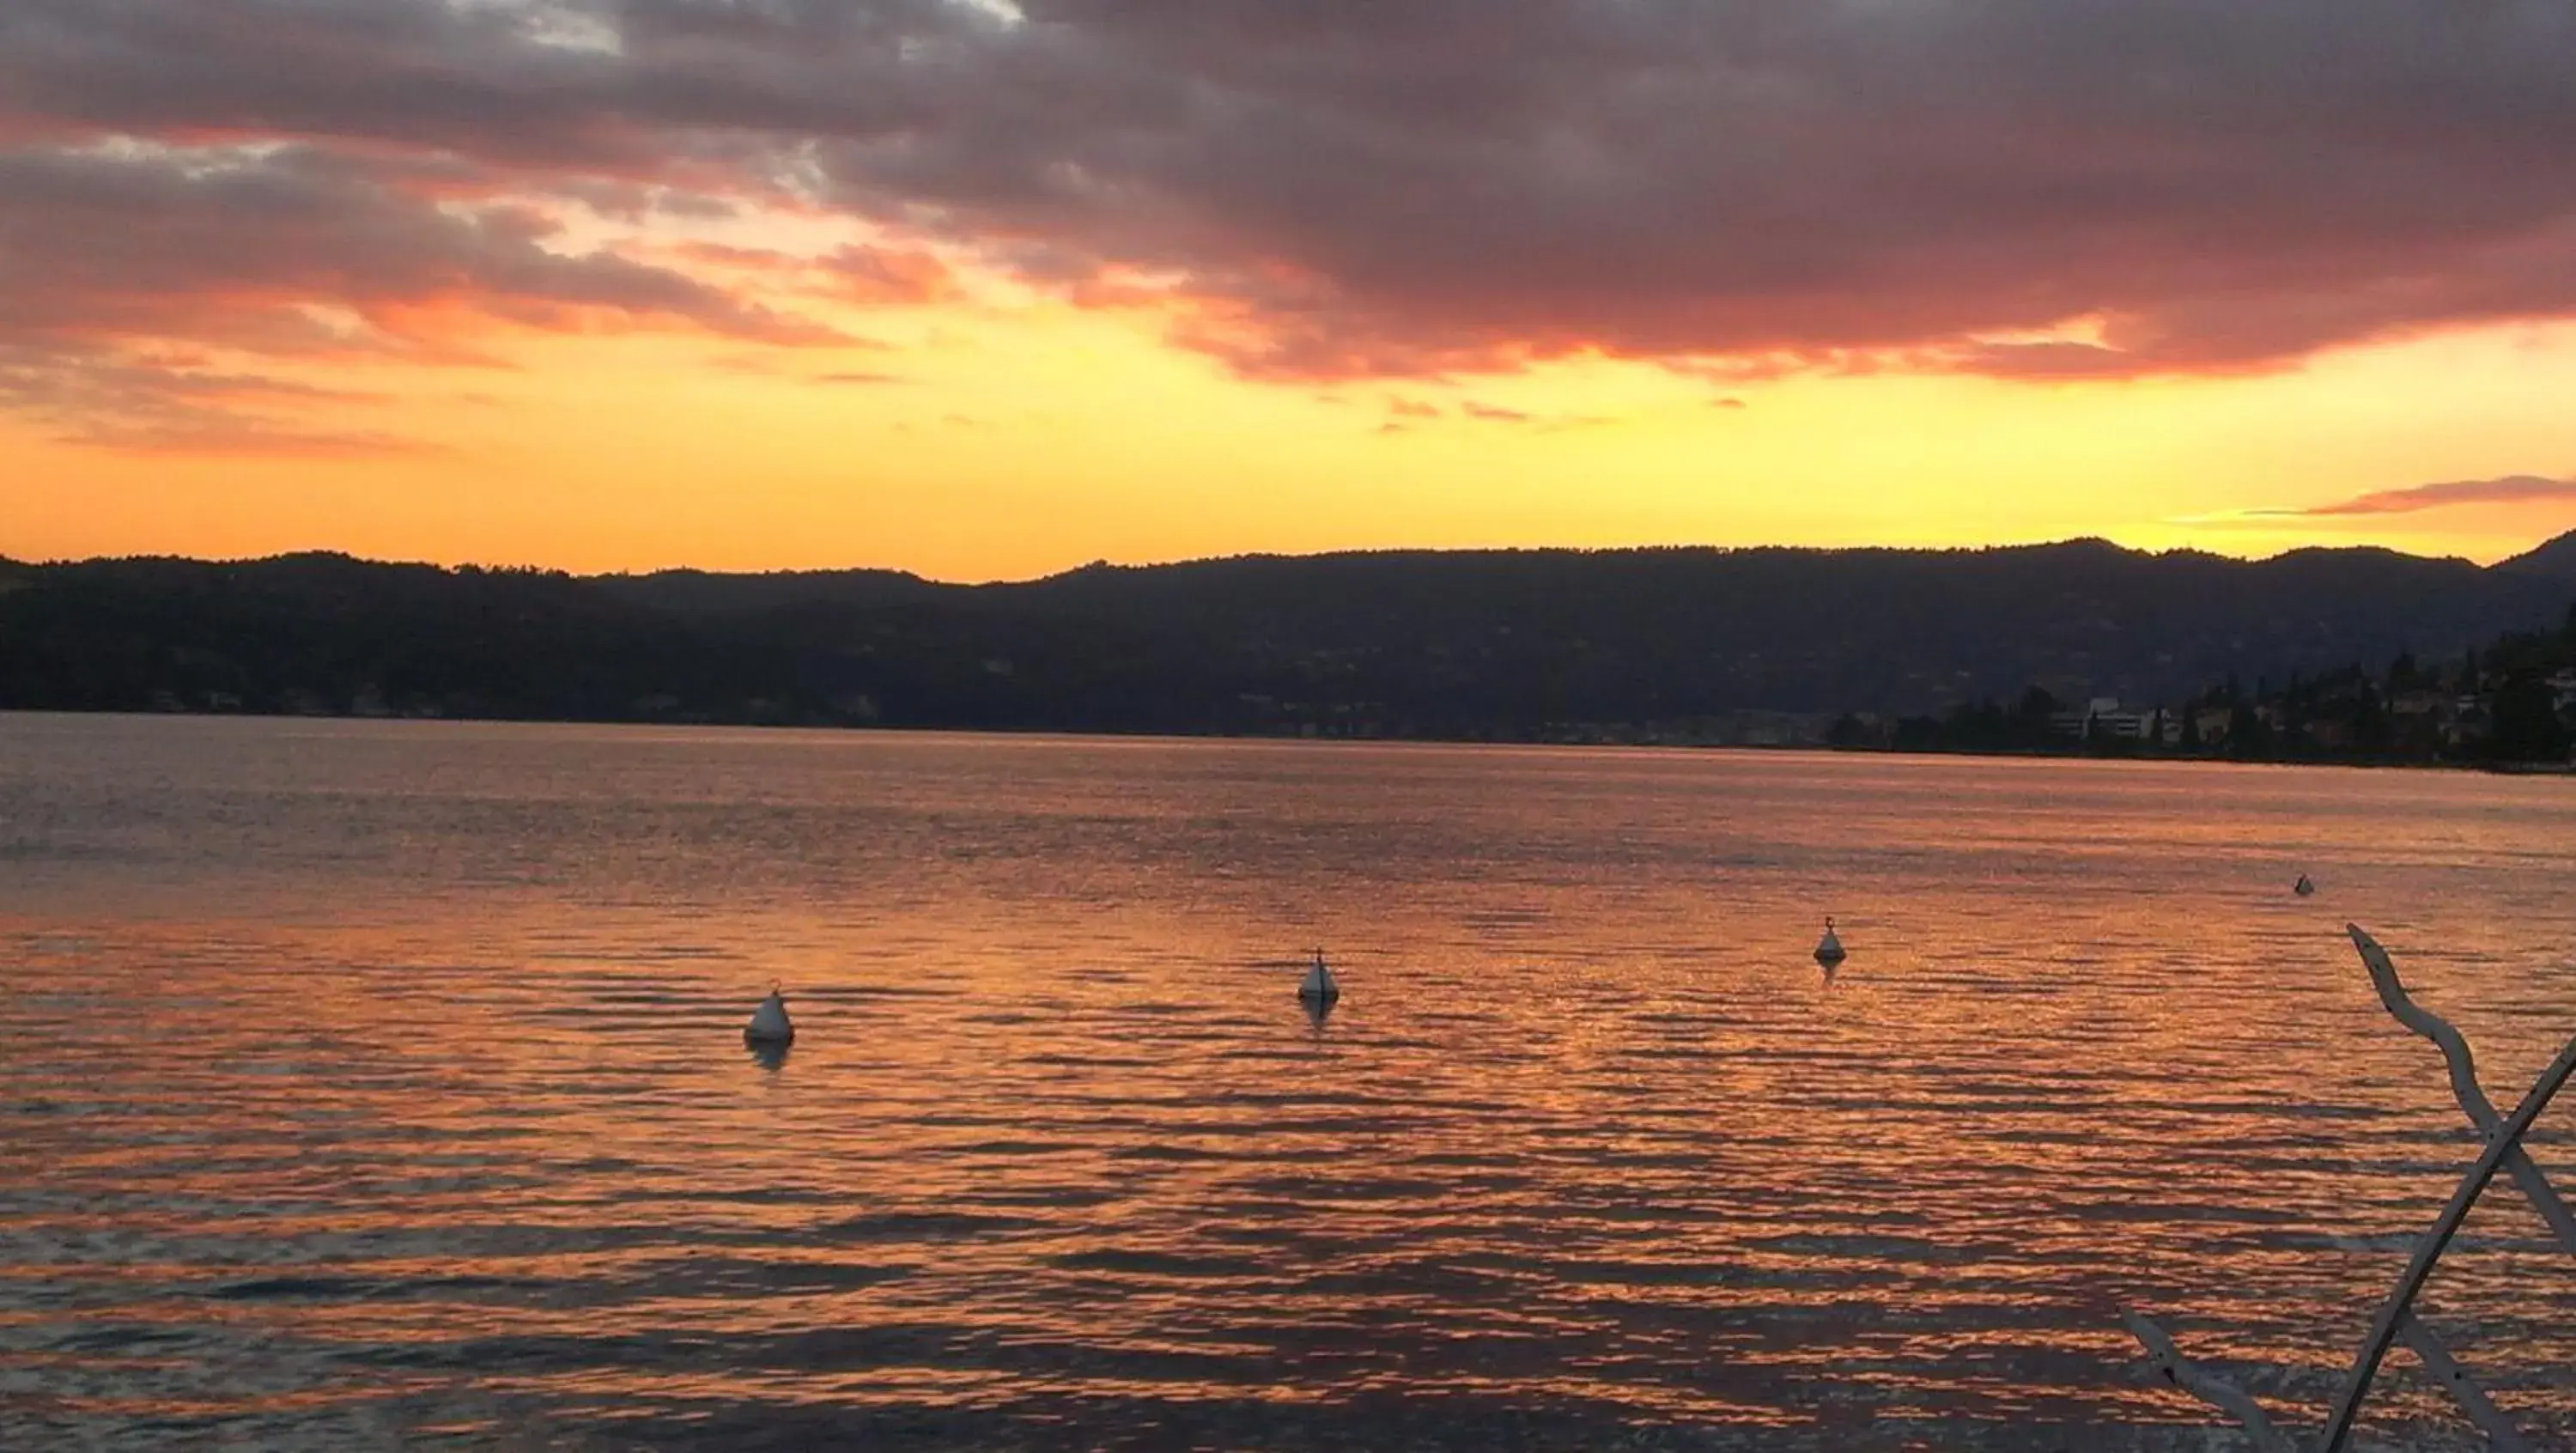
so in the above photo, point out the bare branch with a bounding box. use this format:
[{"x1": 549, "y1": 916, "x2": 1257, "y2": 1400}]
[
  {"x1": 2395, "y1": 1313, "x2": 2533, "y2": 1453},
  {"x1": 2347, "y1": 925, "x2": 2576, "y2": 1261},
  {"x1": 2319, "y1": 1032, "x2": 2576, "y2": 1450},
  {"x1": 2124, "y1": 1311, "x2": 2300, "y2": 1452}
]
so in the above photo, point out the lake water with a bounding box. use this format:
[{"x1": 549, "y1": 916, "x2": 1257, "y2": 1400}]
[{"x1": 3, "y1": 715, "x2": 2574, "y2": 1451}]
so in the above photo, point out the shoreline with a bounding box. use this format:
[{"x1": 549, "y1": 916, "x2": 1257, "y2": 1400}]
[{"x1": 8, "y1": 704, "x2": 2569, "y2": 775}]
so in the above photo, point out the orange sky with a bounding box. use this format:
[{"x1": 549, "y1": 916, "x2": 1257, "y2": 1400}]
[
  {"x1": 6, "y1": 4, "x2": 2575, "y2": 581},
  {"x1": 13, "y1": 289, "x2": 2574, "y2": 581}
]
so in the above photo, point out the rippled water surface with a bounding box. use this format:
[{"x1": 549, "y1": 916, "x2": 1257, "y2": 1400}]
[{"x1": 5, "y1": 714, "x2": 2575, "y2": 1450}]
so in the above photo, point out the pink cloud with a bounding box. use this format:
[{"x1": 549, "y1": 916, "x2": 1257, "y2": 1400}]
[{"x1": 2263, "y1": 475, "x2": 2576, "y2": 518}]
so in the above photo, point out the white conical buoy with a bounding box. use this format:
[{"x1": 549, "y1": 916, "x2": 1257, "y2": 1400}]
[
  {"x1": 2293, "y1": 874, "x2": 2316, "y2": 897},
  {"x1": 745, "y1": 984, "x2": 794, "y2": 1044},
  {"x1": 1814, "y1": 918, "x2": 1847, "y2": 967},
  {"x1": 1297, "y1": 949, "x2": 1340, "y2": 1005}
]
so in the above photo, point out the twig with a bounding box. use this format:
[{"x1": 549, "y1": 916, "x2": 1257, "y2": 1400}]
[{"x1": 2123, "y1": 1311, "x2": 2299, "y2": 1453}]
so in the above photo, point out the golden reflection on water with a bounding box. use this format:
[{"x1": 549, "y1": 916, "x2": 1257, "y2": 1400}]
[{"x1": 3, "y1": 715, "x2": 2575, "y2": 1450}]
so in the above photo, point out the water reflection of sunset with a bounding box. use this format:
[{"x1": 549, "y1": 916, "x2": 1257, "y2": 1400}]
[{"x1": 4, "y1": 717, "x2": 2573, "y2": 1448}]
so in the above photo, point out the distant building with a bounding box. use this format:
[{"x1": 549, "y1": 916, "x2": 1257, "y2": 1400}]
[
  {"x1": 2050, "y1": 696, "x2": 2154, "y2": 741},
  {"x1": 1677, "y1": 710, "x2": 1832, "y2": 747},
  {"x1": 2091, "y1": 710, "x2": 2155, "y2": 740}
]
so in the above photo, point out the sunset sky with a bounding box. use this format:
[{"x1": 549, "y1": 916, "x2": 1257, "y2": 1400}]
[{"x1": 7, "y1": 1, "x2": 2576, "y2": 581}]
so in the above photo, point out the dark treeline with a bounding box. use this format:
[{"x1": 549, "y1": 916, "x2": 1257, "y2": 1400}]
[
  {"x1": 1839, "y1": 599, "x2": 2576, "y2": 766},
  {"x1": 3, "y1": 534, "x2": 2573, "y2": 752}
]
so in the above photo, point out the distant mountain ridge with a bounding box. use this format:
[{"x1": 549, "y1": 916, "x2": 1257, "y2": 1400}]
[
  {"x1": 2498, "y1": 527, "x2": 2576, "y2": 584},
  {"x1": 592, "y1": 564, "x2": 939, "y2": 616},
  {"x1": 3, "y1": 534, "x2": 2573, "y2": 735}
]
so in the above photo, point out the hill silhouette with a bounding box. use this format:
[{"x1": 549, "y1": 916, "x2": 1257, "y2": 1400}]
[
  {"x1": 2497, "y1": 526, "x2": 2576, "y2": 585},
  {"x1": 3, "y1": 539, "x2": 2571, "y2": 739}
]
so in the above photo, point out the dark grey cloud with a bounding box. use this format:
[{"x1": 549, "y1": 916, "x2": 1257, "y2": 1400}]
[
  {"x1": 0, "y1": 146, "x2": 835, "y2": 346},
  {"x1": 5, "y1": 0, "x2": 2576, "y2": 415},
  {"x1": 2261, "y1": 475, "x2": 2576, "y2": 517},
  {"x1": 789, "y1": 0, "x2": 2576, "y2": 379},
  {"x1": 0, "y1": 142, "x2": 838, "y2": 447}
]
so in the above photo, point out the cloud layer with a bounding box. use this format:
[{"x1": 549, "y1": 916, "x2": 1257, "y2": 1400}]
[
  {"x1": 7, "y1": 0, "x2": 2576, "y2": 443},
  {"x1": 2275, "y1": 475, "x2": 2576, "y2": 517}
]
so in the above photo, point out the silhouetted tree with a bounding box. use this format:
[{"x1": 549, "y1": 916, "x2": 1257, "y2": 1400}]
[
  {"x1": 2227, "y1": 704, "x2": 2275, "y2": 759},
  {"x1": 2016, "y1": 685, "x2": 2061, "y2": 729},
  {"x1": 2488, "y1": 674, "x2": 2572, "y2": 763},
  {"x1": 2352, "y1": 686, "x2": 2391, "y2": 755}
]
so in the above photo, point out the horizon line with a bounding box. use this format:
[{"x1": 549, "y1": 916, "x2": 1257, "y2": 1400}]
[{"x1": 6, "y1": 528, "x2": 2570, "y2": 588}]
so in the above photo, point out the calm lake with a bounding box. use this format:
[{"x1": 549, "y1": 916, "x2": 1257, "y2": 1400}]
[{"x1": 4, "y1": 714, "x2": 2573, "y2": 1450}]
